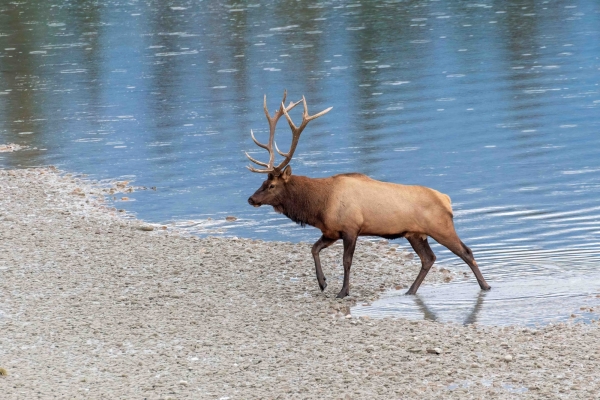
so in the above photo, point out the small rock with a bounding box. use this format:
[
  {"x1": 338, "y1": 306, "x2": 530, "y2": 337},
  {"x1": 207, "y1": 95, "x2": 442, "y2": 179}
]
[
  {"x1": 427, "y1": 348, "x2": 442, "y2": 355},
  {"x1": 225, "y1": 216, "x2": 237, "y2": 221},
  {"x1": 121, "y1": 197, "x2": 129, "y2": 201},
  {"x1": 407, "y1": 348, "x2": 422, "y2": 353},
  {"x1": 345, "y1": 314, "x2": 352, "y2": 319},
  {"x1": 178, "y1": 380, "x2": 189, "y2": 386},
  {"x1": 504, "y1": 355, "x2": 513, "y2": 362},
  {"x1": 137, "y1": 225, "x2": 154, "y2": 231},
  {"x1": 0, "y1": 143, "x2": 25, "y2": 153},
  {"x1": 70, "y1": 187, "x2": 85, "y2": 196}
]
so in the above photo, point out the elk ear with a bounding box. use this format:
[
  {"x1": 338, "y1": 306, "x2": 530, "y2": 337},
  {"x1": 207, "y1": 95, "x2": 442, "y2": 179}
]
[{"x1": 281, "y1": 166, "x2": 292, "y2": 182}]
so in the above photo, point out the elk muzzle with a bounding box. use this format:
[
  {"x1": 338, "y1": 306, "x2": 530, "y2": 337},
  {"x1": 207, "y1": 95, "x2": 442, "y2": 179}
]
[{"x1": 248, "y1": 196, "x2": 261, "y2": 207}]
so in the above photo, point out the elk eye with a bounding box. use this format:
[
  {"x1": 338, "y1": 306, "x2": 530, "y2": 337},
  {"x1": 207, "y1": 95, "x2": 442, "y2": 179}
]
[{"x1": 269, "y1": 184, "x2": 275, "y2": 189}]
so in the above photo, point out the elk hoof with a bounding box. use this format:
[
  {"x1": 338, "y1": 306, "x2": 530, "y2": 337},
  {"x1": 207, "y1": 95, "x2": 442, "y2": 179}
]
[
  {"x1": 405, "y1": 289, "x2": 416, "y2": 295},
  {"x1": 319, "y1": 282, "x2": 327, "y2": 291},
  {"x1": 336, "y1": 290, "x2": 348, "y2": 299}
]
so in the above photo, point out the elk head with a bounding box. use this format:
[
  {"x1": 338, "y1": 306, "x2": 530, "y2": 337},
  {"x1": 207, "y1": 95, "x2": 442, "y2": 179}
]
[{"x1": 246, "y1": 90, "x2": 332, "y2": 210}]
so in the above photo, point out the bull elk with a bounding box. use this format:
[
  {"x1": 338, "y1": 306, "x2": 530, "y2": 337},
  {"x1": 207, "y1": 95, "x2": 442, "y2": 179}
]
[{"x1": 246, "y1": 91, "x2": 491, "y2": 298}]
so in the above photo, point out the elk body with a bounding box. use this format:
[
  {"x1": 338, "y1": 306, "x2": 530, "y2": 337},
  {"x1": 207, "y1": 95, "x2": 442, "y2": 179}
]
[{"x1": 247, "y1": 91, "x2": 491, "y2": 298}]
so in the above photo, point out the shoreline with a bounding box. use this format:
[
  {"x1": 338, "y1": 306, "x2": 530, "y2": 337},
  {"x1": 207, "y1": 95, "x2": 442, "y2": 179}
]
[{"x1": 1, "y1": 167, "x2": 599, "y2": 398}]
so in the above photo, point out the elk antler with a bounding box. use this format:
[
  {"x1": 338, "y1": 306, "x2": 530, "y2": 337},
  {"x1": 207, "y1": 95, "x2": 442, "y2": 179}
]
[
  {"x1": 245, "y1": 90, "x2": 302, "y2": 174},
  {"x1": 275, "y1": 96, "x2": 332, "y2": 171}
]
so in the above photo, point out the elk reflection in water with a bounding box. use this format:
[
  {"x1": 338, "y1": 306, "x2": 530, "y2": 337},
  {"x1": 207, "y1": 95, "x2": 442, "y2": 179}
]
[{"x1": 353, "y1": 275, "x2": 600, "y2": 326}]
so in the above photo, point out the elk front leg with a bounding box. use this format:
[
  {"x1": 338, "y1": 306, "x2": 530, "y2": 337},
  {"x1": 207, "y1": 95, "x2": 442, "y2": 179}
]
[
  {"x1": 337, "y1": 233, "x2": 357, "y2": 298},
  {"x1": 311, "y1": 236, "x2": 337, "y2": 291}
]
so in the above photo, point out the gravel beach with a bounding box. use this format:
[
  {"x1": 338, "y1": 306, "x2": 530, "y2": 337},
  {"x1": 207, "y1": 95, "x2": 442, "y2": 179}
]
[{"x1": 1, "y1": 168, "x2": 599, "y2": 399}]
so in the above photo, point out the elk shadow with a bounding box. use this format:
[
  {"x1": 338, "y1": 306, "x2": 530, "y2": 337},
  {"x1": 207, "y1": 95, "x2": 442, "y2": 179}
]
[{"x1": 412, "y1": 290, "x2": 487, "y2": 325}]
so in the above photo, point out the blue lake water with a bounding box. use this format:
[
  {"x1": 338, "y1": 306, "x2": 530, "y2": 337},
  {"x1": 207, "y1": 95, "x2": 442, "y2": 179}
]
[{"x1": 1, "y1": 0, "x2": 600, "y2": 325}]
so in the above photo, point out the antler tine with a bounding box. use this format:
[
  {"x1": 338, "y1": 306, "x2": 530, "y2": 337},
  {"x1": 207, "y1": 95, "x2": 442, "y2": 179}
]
[
  {"x1": 307, "y1": 105, "x2": 333, "y2": 121},
  {"x1": 274, "y1": 141, "x2": 288, "y2": 157},
  {"x1": 245, "y1": 151, "x2": 269, "y2": 167},
  {"x1": 301, "y1": 95, "x2": 333, "y2": 122},
  {"x1": 249, "y1": 129, "x2": 269, "y2": 150},
  {"x1": 246, "y1": 165, "x2": 273, "y2": 173},
  {"x1": 264, "y1": 90, "x2": 294, "y2": 122},
  {"x1": 263, "y1": 91, "x2": 283, "y2": 121}
]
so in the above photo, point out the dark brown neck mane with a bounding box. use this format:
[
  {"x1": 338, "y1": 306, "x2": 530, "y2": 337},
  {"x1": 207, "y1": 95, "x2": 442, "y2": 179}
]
[{"x1": 279, "y1": 175, "x2": 330, "y2": 228}]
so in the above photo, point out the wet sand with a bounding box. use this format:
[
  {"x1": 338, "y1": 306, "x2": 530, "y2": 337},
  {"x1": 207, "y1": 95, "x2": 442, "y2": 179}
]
[{"x1": 1, "y1": 168, "x2": 599, "y2": 399}]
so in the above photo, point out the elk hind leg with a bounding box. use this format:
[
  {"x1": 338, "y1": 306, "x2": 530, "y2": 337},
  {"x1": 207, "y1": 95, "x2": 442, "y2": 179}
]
[
  {"x1": 405, "y1": 234, "x2": 436, "y2": 295},
  {"x1": 311, "y1": 236, "x2": 337, "y2": 291},
  {"x1": 434, "y1": 233, "x2": 491, "y2": 291}
]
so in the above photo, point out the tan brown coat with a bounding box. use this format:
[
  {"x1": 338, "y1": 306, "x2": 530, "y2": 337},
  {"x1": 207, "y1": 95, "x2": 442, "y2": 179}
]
[{"x1": 249, "y1": 168, "x2": 491, "y2": 298}]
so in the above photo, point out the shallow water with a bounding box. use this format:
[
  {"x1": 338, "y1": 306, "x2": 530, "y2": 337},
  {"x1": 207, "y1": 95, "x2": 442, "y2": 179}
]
[
  {"x1": 1, "y1": 0, "x2": 599, "y2": 325},
  {"x1": 352, "y1": 275, "x2": 600, "y2": 327}
]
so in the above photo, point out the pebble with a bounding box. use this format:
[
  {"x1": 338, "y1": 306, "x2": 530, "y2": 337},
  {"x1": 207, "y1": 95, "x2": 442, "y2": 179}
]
[
  {"x1": 137, "y1": 225, "x2": 154, "y2": 231},
  {"x1": 225, "y1": 216, "x2": 237, "y2": 221},
  {"x1": 504, "y1": 355, "x2": 513, "y2": 362},
  {"x1": 0, "y1": 143, "x2": 25, "y2": 152}
]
